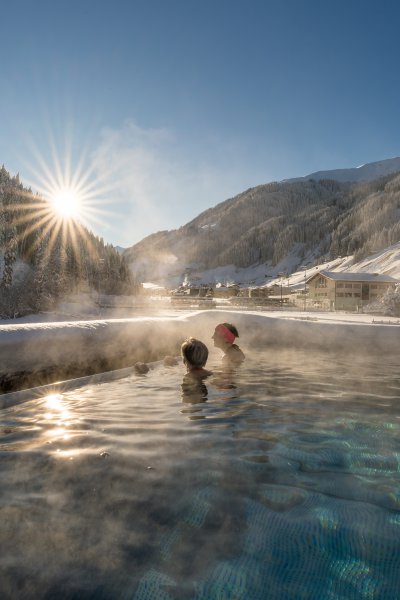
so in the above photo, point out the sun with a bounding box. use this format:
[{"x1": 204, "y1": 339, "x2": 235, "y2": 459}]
[
  {"x1": 21, "y1": 136, "x2": 113, "y2": 248},
  {"x1": 51, "y1": 188, "x2": 82, "y2": 220}
]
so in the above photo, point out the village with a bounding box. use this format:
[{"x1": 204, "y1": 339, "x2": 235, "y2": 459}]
[{"x1": 131, "y1": 270, "x2": 400, "y2": 314}]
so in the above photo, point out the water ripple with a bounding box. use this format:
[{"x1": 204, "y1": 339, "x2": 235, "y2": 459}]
[{"x1": 1, "y1": 349, "x2": 400, "y2": 599}]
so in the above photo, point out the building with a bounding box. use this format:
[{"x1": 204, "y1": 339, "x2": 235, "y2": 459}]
[
  {"x1": 307, "y1": 270, "x2": 397, "y2": 311},
  {"x1": 249, "y1": 287, "x2": 270, "y2": 298},
  {"x1": 268, "y1": 283, "x2": 291, "y2": 296},
  {"x1": 213, "y1": 284, "x2": 240, "y2": 298}
]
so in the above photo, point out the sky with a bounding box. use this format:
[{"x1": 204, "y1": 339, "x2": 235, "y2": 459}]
[{"x1": 1, "y1": 0, "x2": 400, "y2": 247}]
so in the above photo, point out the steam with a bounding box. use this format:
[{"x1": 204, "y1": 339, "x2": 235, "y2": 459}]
[{"x1": 2, "y1": 310, "x2": 400, "y2": 396}]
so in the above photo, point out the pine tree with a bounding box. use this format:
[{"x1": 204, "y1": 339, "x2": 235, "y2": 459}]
[{"x1": 0, "y1": 188, "x2": 18, "y2": 288}]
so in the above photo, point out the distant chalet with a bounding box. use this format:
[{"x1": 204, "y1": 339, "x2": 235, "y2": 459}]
[{"x1": 307, "y1": 270, "x2": 397, "y2": 311}]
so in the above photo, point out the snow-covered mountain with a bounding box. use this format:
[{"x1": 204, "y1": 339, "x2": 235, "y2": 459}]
[
  {"x1": 124, "y1": 163, "x2": 400, "y2": 287},
  {"x1": 286, "y1": 156, "x2": 400, "y2": 184}
]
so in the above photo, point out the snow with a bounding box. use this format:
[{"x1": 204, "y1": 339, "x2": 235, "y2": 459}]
[
  {"x1": 200, "y1": 223, "x2": 218, "y2": 229},
  {"x1": 141, "y1": 241, "x2": 400, "y2": 291},
  {"x1": 308, "y1": 270, "x2": 397, "y2": 283},
  {"x1": 142, "y1": 282, "x2": 165, "y2": 290}
]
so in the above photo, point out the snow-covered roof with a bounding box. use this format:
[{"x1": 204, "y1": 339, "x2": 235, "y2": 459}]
[
  {"x1": 308, "y1": 270, "x2": 398, "y2": 283},
  {"x1": 142, "y1": 282, "x2": 165, "y2": 289}
]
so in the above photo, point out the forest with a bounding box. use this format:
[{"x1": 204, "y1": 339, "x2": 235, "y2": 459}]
[
  {"x1": 125, "y1": 172, "x2": 400, "y2": 279},
  {"x1": 0, "y1": 166, "x2": 133, "y2": 318}
]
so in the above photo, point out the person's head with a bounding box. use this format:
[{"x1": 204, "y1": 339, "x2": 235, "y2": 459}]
[
  {"x1": 181, "y1": 337, "x2": 209, "y2": 370},
  {"x1": 212, "y1": 323, "x2": 239, "y2": 349}
]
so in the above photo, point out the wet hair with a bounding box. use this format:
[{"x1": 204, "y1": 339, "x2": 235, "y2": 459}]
[
  {"x1": 181, "y1": 337, "x2": 209, "y2": 368},
  {"x1": 222, "y1": 323, "x2": 239, "y2": 338}
]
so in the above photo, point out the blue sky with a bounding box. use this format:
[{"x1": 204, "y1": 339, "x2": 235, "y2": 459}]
[{"x1": 1, "y1": 0, "x2": 400, "y2": 246}]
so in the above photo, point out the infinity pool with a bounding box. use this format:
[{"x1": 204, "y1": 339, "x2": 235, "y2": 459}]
[{"x1": 1, "y1": 349, "x2": 400, "y2": 599}]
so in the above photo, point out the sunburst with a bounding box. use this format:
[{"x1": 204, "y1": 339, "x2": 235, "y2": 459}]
[{"x1": 13, "y1": 138, "x2": 115, "y2": 269}]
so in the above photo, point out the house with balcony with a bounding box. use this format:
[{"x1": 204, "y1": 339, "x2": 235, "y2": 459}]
[{"x1": 307, "y1": 270, "x2": 397, "y2": 311}]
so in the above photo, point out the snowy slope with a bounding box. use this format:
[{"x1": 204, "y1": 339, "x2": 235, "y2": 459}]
[{"x1": 140, "y1": 241, "x2": 400, "y2": 290}]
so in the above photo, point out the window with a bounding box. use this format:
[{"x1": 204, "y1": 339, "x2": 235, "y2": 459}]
[{"x1": 337, "y1": 283, "x2": 344, "y2": 288}]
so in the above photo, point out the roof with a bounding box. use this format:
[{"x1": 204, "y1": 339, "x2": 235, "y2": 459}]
[{"x1": 307, "y1": 270, "x2": 398, "y2": 284}]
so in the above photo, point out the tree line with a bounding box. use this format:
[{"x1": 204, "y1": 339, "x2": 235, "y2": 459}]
[{"x1": 0, "y1": 166, "x2": 134, "y2": 318}]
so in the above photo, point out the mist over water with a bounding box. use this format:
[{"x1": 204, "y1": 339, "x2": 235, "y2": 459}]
[
  {"x1": 1, "y1": 348, "x2": 399, "y2": 599},
  {"x1": 2, "y1": 308, "x2": 399, "y2": 394}
]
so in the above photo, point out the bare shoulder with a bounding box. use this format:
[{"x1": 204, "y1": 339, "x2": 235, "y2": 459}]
[
  {"x1": 188, "y1": 367, "x2": 213, "y2": 379},
  {"x1": 225, "y1": 345, "x2": 245, "y2": 363}
]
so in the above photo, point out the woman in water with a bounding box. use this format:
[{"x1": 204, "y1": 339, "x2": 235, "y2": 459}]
[
  {"x1": 212, "y1": 323, "x2": 245, "y2": 365},
  {"x1": 181, "y1": 337, "x2": 212, "y2": 379},
  {"x1": 181, "y1": 337, "x2": 211, "y2": 404}
]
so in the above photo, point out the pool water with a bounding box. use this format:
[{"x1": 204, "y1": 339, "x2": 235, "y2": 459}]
[{"x1": 1, "y1": 349, "x2": 400, "y2": 599}]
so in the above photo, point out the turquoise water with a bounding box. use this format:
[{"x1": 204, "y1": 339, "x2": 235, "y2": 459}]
[{"x1": 1, "y1": 349, "x2": 400, "y2": 599}]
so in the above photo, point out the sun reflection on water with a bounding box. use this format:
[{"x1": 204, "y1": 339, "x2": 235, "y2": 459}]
[
  {"x1": 44, "y1": 393, "x2": 65, "y2": 411},
  {"x1": 41, "y1": 393, "x2": 80, "y2": 456},
  {"x1": 43, "y1": 393, "x2": 70, "y2": 422}
]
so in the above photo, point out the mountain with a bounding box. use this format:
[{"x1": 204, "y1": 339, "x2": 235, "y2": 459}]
[
  {"x1": 287, "y1": 156, "x2": 400, "y2": 184},
  {"x1": 124, "y1": 161, "x2": 400, "y2": 287}
]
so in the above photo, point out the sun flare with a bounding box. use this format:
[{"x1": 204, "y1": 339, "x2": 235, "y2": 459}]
[
  {"x1": 51, "y1": 188, "x2": 82, "y2": 220},
  {"x1": 21, "y1": 137, "x2": 114, "y2": 261}
]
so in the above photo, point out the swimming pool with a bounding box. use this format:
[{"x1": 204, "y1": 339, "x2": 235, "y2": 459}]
[{"x1": 1, "y1": 348, "x2": 400, "y2": 599}]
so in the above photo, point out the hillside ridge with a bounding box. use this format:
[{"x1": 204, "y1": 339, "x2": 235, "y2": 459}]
[{"x1": 124, "y1": 166, "x2": 400, "y2": 286}]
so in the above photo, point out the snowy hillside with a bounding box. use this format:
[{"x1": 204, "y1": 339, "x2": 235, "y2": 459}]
[
  {"x1": 141, "y1": 241, "x2": 400, "y2": 290},
  {"x1": 125, "y1": 168, "x2": 400, "y2": 286}
]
